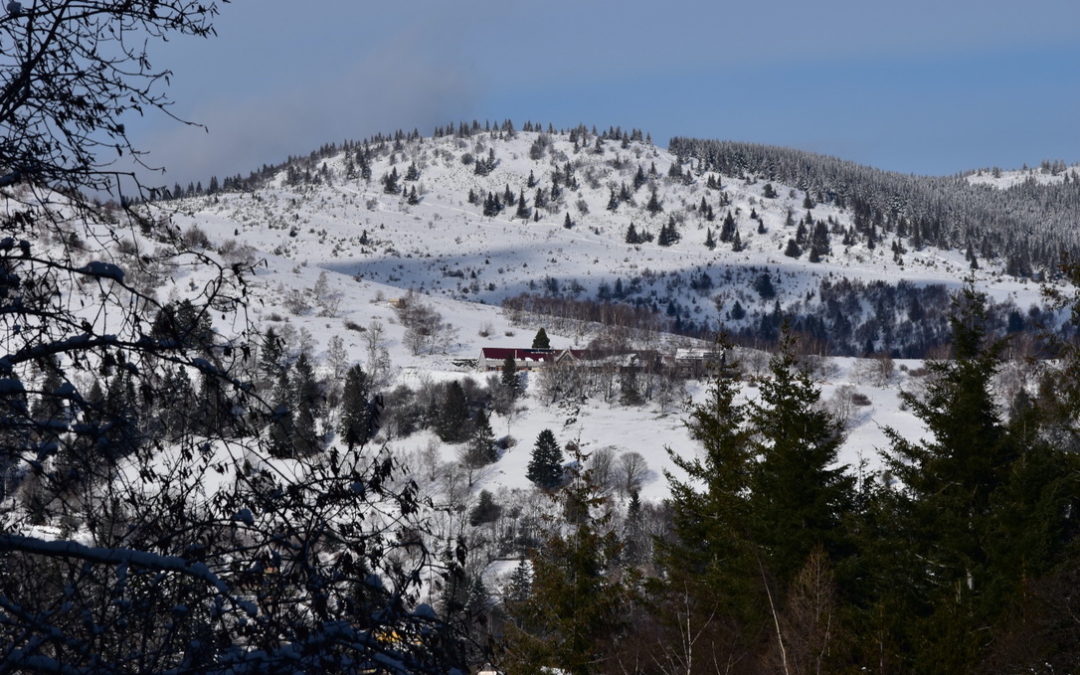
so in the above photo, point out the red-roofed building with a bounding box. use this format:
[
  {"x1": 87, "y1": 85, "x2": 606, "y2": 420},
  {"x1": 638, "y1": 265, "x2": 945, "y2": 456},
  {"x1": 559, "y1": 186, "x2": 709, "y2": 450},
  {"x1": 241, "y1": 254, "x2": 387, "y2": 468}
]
[{"x1": 478, "y1": 347, "x2": 593, "y2": 371}]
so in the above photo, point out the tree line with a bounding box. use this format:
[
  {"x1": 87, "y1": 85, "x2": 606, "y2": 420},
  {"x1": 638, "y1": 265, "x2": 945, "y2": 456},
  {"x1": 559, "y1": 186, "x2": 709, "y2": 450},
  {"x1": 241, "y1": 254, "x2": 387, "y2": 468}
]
[
  {"x1": 669, "y1": 137, "x2": 1080, "y2": 277},
  {"x1": 489, "y1": 286, "x2": 1080, "y2": 673}
]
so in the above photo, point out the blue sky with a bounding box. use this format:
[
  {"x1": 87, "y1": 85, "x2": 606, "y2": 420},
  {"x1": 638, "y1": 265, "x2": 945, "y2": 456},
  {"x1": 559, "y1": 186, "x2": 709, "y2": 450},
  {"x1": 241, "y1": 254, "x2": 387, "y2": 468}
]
[{"x1": 126, "y1": 0, "x2": 1080, "y2": 186}]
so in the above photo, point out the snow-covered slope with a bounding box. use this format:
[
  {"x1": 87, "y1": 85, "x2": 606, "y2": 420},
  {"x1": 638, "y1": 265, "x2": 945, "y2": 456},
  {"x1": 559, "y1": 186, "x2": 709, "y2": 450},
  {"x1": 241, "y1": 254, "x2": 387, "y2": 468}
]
[
  {"x1": 141, "y1": 128, "x2": 1062, "y2": 500},
  {"x1": 170, "y1": 129, "x2": 1054, "y2": 350},
  {"x1": 965, "y1": 163, "x2": 1080, "y2": 189}
]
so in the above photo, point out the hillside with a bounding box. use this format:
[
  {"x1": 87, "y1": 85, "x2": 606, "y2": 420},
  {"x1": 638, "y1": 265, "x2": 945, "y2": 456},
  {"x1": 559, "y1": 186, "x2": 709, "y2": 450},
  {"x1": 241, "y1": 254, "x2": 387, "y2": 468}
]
[
  {"x1": 166, "y1": 124, "x2": 1060, "y2": 359},
  {"x1": 115, "y1": 123, "x2": 1074, "y2": 506}
]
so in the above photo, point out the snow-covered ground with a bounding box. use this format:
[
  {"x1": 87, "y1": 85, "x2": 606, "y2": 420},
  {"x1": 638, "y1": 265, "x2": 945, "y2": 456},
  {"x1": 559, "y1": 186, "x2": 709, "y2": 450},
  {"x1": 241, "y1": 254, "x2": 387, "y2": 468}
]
[
  {"x1": 112, "y1": 129, "x2": 1060, "y2": 502},
  {"x1": 965, "y1": 163, "x2": 1080, "y2": 189},
  {"x1": 170, "y1": 130, "x2": 1055, "y2": 327}
]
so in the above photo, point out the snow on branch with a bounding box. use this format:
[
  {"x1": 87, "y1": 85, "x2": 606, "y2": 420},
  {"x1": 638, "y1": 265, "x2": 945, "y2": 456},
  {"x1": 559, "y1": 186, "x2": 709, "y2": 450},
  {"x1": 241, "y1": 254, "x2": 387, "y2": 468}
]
[{"x1": 0, "y1": 534, "x2": 248, "y2": 614}]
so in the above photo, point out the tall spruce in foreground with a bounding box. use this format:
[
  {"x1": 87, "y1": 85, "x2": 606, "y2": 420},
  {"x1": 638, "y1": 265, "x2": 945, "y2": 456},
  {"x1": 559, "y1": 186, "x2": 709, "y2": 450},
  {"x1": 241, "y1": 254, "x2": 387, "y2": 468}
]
[
  {"x1": 976, "y1": 264, "x2": 1080, "y2": 672},
  {"x1": 881, "y1": 287, "x2": 1078, "y2": 671},
  {"x1": 748, "y1": 335, "x2": 855, "y2": 588},
  {"x1": 657, "y1": 341, "x2": 764, "y2": 645},
  {"x1": 502, "y1": 448, "x2": 635, "y2": 674}
]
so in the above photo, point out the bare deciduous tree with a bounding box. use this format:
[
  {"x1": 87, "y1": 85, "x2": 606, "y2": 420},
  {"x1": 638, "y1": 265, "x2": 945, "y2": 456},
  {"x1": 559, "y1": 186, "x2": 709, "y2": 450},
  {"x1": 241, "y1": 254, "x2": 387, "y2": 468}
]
[
  {"x1": 0, "y1": 3, "x2": 463, "y2": 671},
  {"x1": 396, "y1": 291, "x2": 457, "y2": 355},
  {"x1": 617, "y1": 451, "x2": 651, "y2": 497}
]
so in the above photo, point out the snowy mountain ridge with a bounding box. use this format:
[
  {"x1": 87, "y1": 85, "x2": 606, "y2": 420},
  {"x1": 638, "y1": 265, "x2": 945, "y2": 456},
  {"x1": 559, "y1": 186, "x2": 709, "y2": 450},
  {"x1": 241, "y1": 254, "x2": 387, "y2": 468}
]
[
  {"x1": 166, "y1": 126, "x2": 1058, "y2": 359},
  {"x1": 964, "y1": 161, "x2": 1080, "y2": 189}
]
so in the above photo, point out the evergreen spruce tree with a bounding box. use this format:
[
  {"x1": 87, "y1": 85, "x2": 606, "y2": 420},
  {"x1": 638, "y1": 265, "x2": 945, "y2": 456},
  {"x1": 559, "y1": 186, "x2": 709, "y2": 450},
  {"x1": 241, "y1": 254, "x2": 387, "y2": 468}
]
[
  {"x1": 658, "y1": 217, "x2": 680, "y2": 246},
  {"x1": 381, "y1": 167, "x2": 400, "y2": 194},
  {"x1": 500, "y1": 355, "x2": 520, "y2": 399},
  {"x1": 482, "y1": 192, "x2": 502, "y2": 217},
  {"x1": 152, "y1": 299, "x2": 213, "y2": 352},
  {"x1": 339, "y1": 364, "x2": 374, "y2": 449},
  {"x1": 659, "y1": 344, "x2": 762, "y2": 628},
  {"x1": 704, "y1": 227, "x2": 716, "y2": 250},
  {"x1": 469, "y1": 489, "x2": 502, "y2": 526},
  {"x1": 729, "y1": 300, "x2": 746, "y2": 320},
  {"x1": 104, "y1": 371, "x2": 141, "y2": 461},
  {"x1": 878, "y1": 288, "x2": 1075, "y2": 670},
  {"x1": 625, "y1": 223, "x2": 640, "y2": 245},
  {"x1": 290, "y1": 353, "x2": 321, "y2": 455},
  {"x1": 196, "y1": 370, "x2": 231, "y2": 438},
  {"x1": 754, "y1": 272, "x2": 777, "y2": 300},
  {"x1": 464, "y1": 409, "x2": 499, "y2": 467},
  {"x1": 646, "y1": 190, "x2": 662, "y2": 215},
  {"x1": 619, "y1": 367, "x2": 642, "y2": 406},
  {"x1": 437, "y1": 381, "x2": 470, "y2": 443},
  {"x1": 504, "y1": 557, "x2": 531, "y2": 606},
  {"x1": 622, "y1": 491, "x2": 646, "y2": 566},
  {"x1": 504, "y1": 447, "x2": 634, "y2": 674},
  {"x1": 809, "y1": 221, "x2": 830, "y2": 262},
  {"x1": 30, "y1": 361, "x2": 67, "y2": 444},
  {"x1": 268, "y1": 368, "x2": 295, "y2": 458},
  {"x1": 531, "y1": 327, "x2": 551, "y2": 350},
  {"x1": 0, "y1": 371, "x2": 27, "y2": 500},
  {"x1": 785, "y1": 238, "x2": 802, "y2": 258},
  {"x1": 747, "y1": 336, "x2": 854, "y2": 587},
  {"x1": 527, "y1": 429, "x2": 563, "y2": 489},
  {"x1": 516, "y1": 189, "x2": 531, "y2": 219},
  {"x1": 719, "y1": 211, "x2": 736, "y2": 242}
]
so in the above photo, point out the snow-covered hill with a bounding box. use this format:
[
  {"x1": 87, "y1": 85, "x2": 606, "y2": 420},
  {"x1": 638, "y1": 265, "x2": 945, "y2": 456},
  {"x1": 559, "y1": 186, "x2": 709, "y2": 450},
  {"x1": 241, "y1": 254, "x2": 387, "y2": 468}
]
[
  {"x1": 126, "y1": 126, "x2": 1065, "y2": 503},
  {"x1": 168, "y1": 127, "x2": 1055, "y2": 357}
]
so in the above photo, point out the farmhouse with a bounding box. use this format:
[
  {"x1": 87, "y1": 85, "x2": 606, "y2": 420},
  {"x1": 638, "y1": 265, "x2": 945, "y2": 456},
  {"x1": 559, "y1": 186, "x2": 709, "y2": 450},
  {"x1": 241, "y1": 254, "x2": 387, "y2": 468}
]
[
  {"x1": 478, "y1": 347, "x2": 591, "y2": 371},
  {"x1": 478, "y1": 345, "x2": 723, "y2": 374}
]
